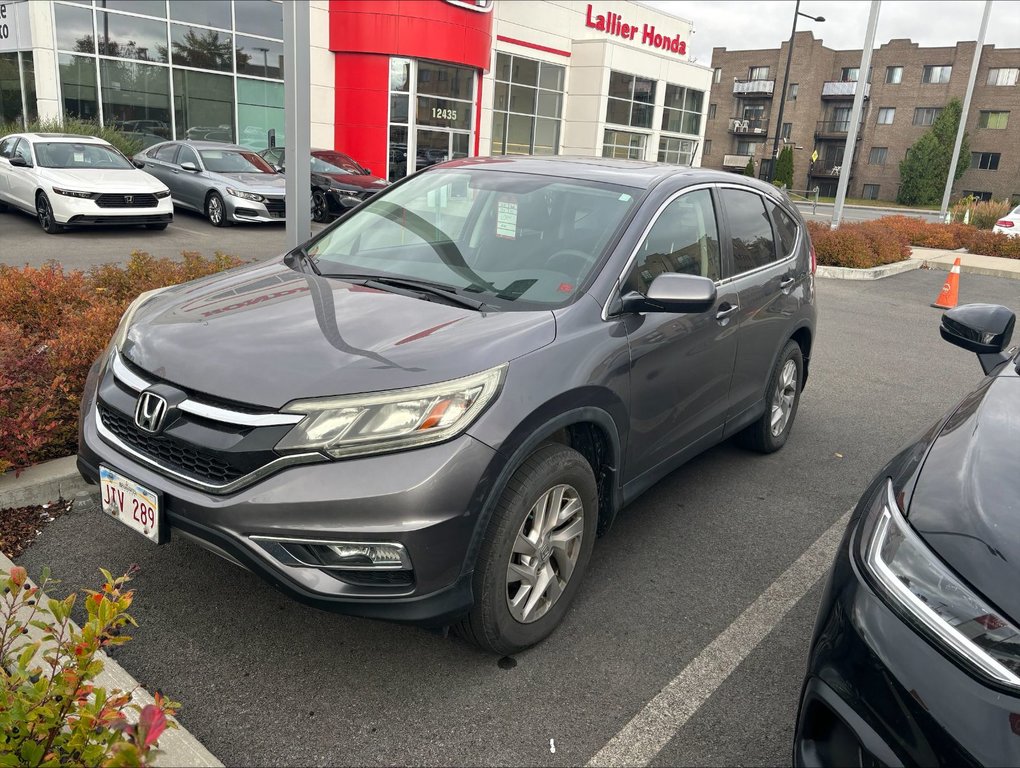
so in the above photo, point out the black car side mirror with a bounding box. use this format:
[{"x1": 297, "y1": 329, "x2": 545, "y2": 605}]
[
  {"x1": 9, "y1": 155, "x2": 30, "y2": 168},
  {"x1": 180, "y1": 161, "x2": 200, "y2": 172},
  {"x1": 362, "y1": 167, "x2": 372, "y2": 175},
  {"x1": 940, "y1": 303, "x2": 1016, "y2": 374},
  {"x1": 133, "y1": 159, "x2": 146, "y2": 169},
  {"x1": 621, "y1": 273, "x2": 717, "y2": 314}
]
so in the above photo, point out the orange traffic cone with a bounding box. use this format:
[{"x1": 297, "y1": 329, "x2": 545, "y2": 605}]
[{"x1": 932, "y1": 258, "x2": 961, "y2": 309}]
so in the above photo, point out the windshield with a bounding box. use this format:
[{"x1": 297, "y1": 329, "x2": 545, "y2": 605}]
[
  {"x1": 307, "y1": 168, "x2": 640, "y2": 309},
  {"x1": 35, "y1": 142, "x2": 132, "y2": 170},
  {"x1": 312, "y1": 152, "x2": 363, "y2": 175},
  {"x1": 199, "y1": 149, "x2": 275, "y2": 174}
]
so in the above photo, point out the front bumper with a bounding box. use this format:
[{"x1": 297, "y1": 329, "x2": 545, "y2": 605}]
[
  {"x1": 795, "y1": 484, "x2": 1020, "y2": 767},
  {"x1": 77, "y1": 359, "x2": 499, "y2": 625},
  {"x1": 224, "y1": 193, "x2": 285, "y2": 223},
  {"x1": 53, "y1": 194, "x2": 173, "y2": 225}
]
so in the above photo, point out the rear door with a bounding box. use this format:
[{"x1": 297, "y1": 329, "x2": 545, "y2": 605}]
[
  {"x1": 141, "y1": 143, "x2": 179, "y2": 189},
  {"x1": 716, "y1": 185, "x2": 804, "y2": 431}
]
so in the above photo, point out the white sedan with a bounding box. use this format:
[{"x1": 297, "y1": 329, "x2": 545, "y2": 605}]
[
  {"x1": 992, "y1": 205, "x2": 1020, "y2": 238},
  {"x1": 0, "y1": 133, "x2": 173, "y2": 234}
]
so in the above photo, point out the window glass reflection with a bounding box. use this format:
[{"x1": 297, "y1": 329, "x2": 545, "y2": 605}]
[
  {"x1": 236, "y1": 35, "x2": 283, "y2": 79},
  {"x1": 97, "y1": 11, "x2": 169, "y2": 62},
  {"x1": 99, "y1": 60, "x2": 171, "y2": 135},
  {"x1": 237, "y1": 77, "x2": 284, "y2": 150},
  {"x1": 170, "y1": 24, "x2": 232, "y2": 71},
  {"x1": 58, "y1": 54, "x2": 99, "y2": 120},
  {"x1": 173, "y1": 69, "x2": 234, "y2": 143},
  {"x1": 234, "y1": 0, "x2": 283, "y2": 39},
  {"x1": 96, "y1": 1, "x2": 166, "y2": 17},
  {"x1": 55, "y1": 4, "x2": 96, "y2": 53},
  {"x1": 169, "y1": 0, "x2": 231, "y2": 29}
]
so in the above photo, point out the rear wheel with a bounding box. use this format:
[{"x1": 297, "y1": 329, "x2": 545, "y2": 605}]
[
  {"x1": 205, "y1": 192, "x2": 230, "y2": 227},
  {"x1": 737, "y1": 339, "x2": 803, "y2": 453},
  {"x1": 455, "y1": 444, "x2": 598, "y2": 654},
  {"x1": 36, "y1": 192, "x2": 64, "y2": 234}
]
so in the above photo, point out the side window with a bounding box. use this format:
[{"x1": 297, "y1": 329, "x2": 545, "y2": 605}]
[
  {"x1": 766, "y1": 200, "x2": 799, "y2": 258},
  {"x1": 154, "y1": 144, "x2": 179, "y2": 164},
  {"x1": 263, "y1": 148, "x2": 282, "y2": 166},
  {"x1": 12, "y1": 139, "x2": 33, "y2": 166},
  {"x1": 0, "y1": 137, "x2": 16, "y2": 158},
  {"x1": 625, "y1": 189, "x2": 721, "y2": 294},
  {"x1": 177, "y1": 145, "x2": 199, "y2": 167},
  {"x1": 720, "y1": 188, "x2": 777, "y2": 274}
]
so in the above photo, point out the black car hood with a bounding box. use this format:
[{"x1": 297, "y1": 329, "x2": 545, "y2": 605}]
[
  {"x1": 907, "y1": 365, "x2": 1020, "y2": 621},
  {"x1": 121, "y1": 261, "x2": 556, "y2": 409},
  {"x1": 315, "y1": 172, "x2": 388, "y2": 191}
]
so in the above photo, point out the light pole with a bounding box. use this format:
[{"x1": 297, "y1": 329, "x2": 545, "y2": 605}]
[{"x1": 765, "y1": 1, "x2": 824, "y2": 183}]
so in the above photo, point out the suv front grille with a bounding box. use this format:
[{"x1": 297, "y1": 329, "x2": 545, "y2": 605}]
[{"x1": 95, "y1": 193, "x2": 159, "y2": 208}]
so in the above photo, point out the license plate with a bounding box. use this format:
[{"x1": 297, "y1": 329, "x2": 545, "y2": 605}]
[{"x1": 99, "y1": 466, "x2": 161, "y2": 543}]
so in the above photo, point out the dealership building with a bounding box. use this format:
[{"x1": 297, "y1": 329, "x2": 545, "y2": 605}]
[{"x1": 0, "y1": 0, "x2": 712, "y2": 181}]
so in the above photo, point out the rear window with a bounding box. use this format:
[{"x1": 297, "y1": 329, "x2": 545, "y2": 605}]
[{"x1": 720, "y1": 188, "x2": 778, "y2": 274}]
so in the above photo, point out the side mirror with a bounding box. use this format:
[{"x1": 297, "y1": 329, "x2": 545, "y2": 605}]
[
  {"x1": 133, "y1": 159, "x2": 146, "y2": 169},
  {"x1": 940, "y1": 303, "x2": 1016, "y2": 374},
  {"x1": 621, "y1": 273, "x2": 717, "y2": 314},
  {"x1": 362, "y1": 167, "x2": 372, "y2": 175},
  {"x1": 273, "y1": 164, "x2": 284, "y2": 173},
  {"x1": 180, "y1": 161, "x2": 199, "y2": 172},
  {"x1": 9, "y1": 155, "x2": 30, "y2": 168}
]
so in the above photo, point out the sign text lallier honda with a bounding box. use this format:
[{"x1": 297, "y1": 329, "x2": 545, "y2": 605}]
[{"x1": 584, "y1": 4, "x2": 687, "y2": 56}]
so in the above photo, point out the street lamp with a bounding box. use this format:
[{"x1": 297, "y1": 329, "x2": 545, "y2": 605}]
[{"x1": 765, "y1": 1, "x2": 824, "y2": 183}]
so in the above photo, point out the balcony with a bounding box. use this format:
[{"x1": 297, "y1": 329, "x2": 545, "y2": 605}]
[
  {"x1": 821, "y1": 81, "x2": 871, "y2": 99},
  {"x1": 815, "y1": 120, "x2": 850, "y2": 138},
  {"x1": 732, "y1": 79, "x2": 775, "y2": 97},
  {"x1": 808, "y1": 162, "x2": 853, "y2": 179},
  {"x1": 728, "y1": 117, "x2": 770, "y2": 136},
  {"x1": 723, "y1": 153, "x2": 754, "y2": 169}
]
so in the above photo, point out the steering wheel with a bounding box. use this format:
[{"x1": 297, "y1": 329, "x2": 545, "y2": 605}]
[{"x1": 546, "y1": 249, "x2": 592, "y2": 279}]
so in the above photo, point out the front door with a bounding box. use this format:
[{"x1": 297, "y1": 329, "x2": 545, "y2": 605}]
[{"x1": 415, "y1": 129, "x2": 469, "y2": 173}]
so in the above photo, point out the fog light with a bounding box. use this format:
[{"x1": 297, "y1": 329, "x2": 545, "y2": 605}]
[{"x1": 325, "y1": 543, "x2": 405, "y2": 568}]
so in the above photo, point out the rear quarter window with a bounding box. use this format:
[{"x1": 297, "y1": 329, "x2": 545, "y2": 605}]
[
  {"x1": 766, "y1": 200, "x2": 799, "y2": 257},
  {"x1": 720, "y1": 188, "x2": 777, "y2": 273}
]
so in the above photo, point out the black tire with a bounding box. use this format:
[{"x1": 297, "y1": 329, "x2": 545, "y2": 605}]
[
  {"x1": 737, "y1": 339, "x2": 803, "y2": 453},
  {"x1": 36, "y1": 192, "x2": 64, "y2": 234},
  {"x1": 145, "y1": 223, "x2": 169, "y2": 231},
  {"x1": 0, "y1": 199, "x2": 8, "y2": 212},
  {"x1": 311, "y1": 189, "x2": 331, "y2": 223},
  {"x1": 455, "y1": 443, "x2": 598, "y2": 654},
  {"x1": 205, "y1": 191, "x2": 230, "y2": 227}
]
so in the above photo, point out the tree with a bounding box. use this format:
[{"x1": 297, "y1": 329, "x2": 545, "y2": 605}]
[
  {"x1": 744, "y1": 157, "x2": 755, "y2": 177},
  {"x1": 897, "y1": 99, "x2": 970, "y2": 206},
  {"x1": 773, "y1": 146, "x2": 794, "y2": 188}
]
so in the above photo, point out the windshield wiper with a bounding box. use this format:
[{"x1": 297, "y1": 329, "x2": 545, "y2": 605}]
[
  {"x1": 320, "y1": 272, "x2": 490, "y2": 311},
  {"x1": 285, "y1": 245, "x2": 321, "y2": 275}
]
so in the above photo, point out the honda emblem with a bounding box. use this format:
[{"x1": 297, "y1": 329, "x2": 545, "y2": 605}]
[
  {"x1": 135, "y1": 391, "x2": 169, "y2": 434},
  {"x1": 125, "y1": 195, "x2": 134, "y2": 205}
]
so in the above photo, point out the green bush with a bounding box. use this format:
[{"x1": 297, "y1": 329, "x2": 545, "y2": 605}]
[
  {"x1": 0, "y1": 116, "x2": 143, "y2": 160},
  {"x1": 773, "y1": 146, "x2": 794, "y2": 189},
  {"x1": 0, "y1": 565, "x2": 179, "y2": 766},
  {"x1": 744, "y1": 158, "x2": 755, "y2": 177}
]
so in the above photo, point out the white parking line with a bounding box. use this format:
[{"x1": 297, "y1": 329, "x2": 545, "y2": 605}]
[
  {"x1": 587, "y1": 508, "x2": 853, "y2": 768},
  {"x1": 168, "y1": 222, "x2": 212, "y2": 236}
]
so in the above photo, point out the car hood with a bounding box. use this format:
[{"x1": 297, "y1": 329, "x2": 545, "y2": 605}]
[
  {"x1": 907, "y1": 366, "x2": 1020, "y2": 622},
  {"x1": 42, "y1": 168, "x2": 167, "y2": 192},
  {"x1": 317, "y1": 172, "x2": 389, "y2": 191},
  {"x1": 120, "y1": 260, "x2": 556, "y2": 409},
  {"x1": 210, "y1": 172, "x2": 288, "y2": 194}
]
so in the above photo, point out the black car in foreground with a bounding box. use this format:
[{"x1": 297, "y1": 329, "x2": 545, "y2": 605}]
[
  {"x1": 795, "y1": 303, "x2": 1019, "y2": 766},
  {"x1": 78, "y1": 156, "x2": 816, "y2": 654}
]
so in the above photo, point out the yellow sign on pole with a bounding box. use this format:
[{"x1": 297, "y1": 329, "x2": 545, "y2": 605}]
[{"x1": 811, "y1": 149, "x2": 819, "y2": 163}]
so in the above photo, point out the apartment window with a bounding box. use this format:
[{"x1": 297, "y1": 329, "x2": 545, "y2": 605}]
[
  {"x1": 657, "y1": 136, "x2": 698, "y2": 165},
  {"x1": 978, "y1": 110, "x2": 1009, "y2": 129},
  {"x1": 661, "y1": 84, "x2": 704, "y2": 135},
  {"x1": 606, "y1": 71, "x2": 656, "y2": 129},
  {"x1": 876, "y1": 107, "x2": 895, "y2": 125},
  {"x1": 885, "y1": 66, "x2": 903, "y2": 84},
  {"x1": 713, "y1": 67, "x2": 722, "y2": 84},
  {"x1": 708, "y1": 103, "x2": 717, "y2": 120},
  {"x1": 922, "y1": 65, "x2": 952, "y2": 84},
  {"x1": 913, "y1": 107, "x2": 942, "y2": 126},
  {"x1": 868, "y1": 146, "x2": 888, "y2": 165},
  {"x1": 962, "y1": 190, "x2": 993, "y2": 201},
  {"x1": 704, "y1": 139, "x2": 712, "y2": 156},
  {"x1": 748, "y1": 66, "x2": 769, "y2": 80},
  {"x1": 862, "y1": 184, "x2": 880, "y2": 200},
  {"x1": 986, "y1": 68, "x2": 1019, "y2": 86},
  {"x1": 736, "y1": 140, "x2": 760, "y2": 156},
  {"x1": 603, "y1": 129, "x2": 646, "y2": 160},
  {"x1": 787, "y1": 82, "x2": 798, "y2": 101},
  {"x1": 841, "y1": 67, "x2": 859, "y2": 82},
  {"x1": 971, "y1": 152, "x2": 1001, "y2": 170},
  {"x1": 781, "y1": 122, "x2": 792, "y2": 140},
  {"x1": 491, "y1": 53, "x2": 565, "y2": 156}
]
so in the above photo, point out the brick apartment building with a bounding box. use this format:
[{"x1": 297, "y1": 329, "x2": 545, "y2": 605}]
[{"x1": 702, "y1": 31, "x2": 1020, "y2": 204}]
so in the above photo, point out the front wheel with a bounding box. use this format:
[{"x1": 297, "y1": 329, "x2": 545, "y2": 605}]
[
  {"x1": 36, "y1": 192, "x2": 64, "y2": 234},
  {"x1": 737, "y1": 339, "x2": 803, "y2": 453},
  {"x1": 311, "y1": 189, "x2": 331, "y2": 223},
  {"x1": 206, "y1": 192, "x2": 230, "y2": 227},
  {"x1": 456, "y1": 444, "x2": 598, "y2": 654}
]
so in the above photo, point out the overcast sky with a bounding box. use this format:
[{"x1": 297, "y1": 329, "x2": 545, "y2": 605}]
[{"x1": 642, "y1": 1, "x2": 1020, "y2": 66}]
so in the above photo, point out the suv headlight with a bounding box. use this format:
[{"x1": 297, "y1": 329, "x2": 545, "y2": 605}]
[
  {"x1": 859, "y1": 479, "x2": 1020, "y2": 688},
  {"x1": 226, "y1": 187, "x2": 264, "y2": 203},
  {"x1": 275, "y1": 365, "x2": 506, "y2": 458},
  {"x1": 110, "y1": 288, "x2": 167, "y2": 352}
]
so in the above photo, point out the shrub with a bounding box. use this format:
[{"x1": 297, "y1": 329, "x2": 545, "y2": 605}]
[
  {"x1": 0, "y1": 116, "x2": 143, "y2": 160},
  {"x1": 0, "y1": 565, "x2": 179, "y2": 766},
  {"x1": 950, "y1": 198, "x2": 1012, "y2": 230},
  {"x1": 0, "y1": 251, "x2": 243, "y2": 473},
  {"x1": 807, "y1": 219, "x2": 910, "y2": 269}
]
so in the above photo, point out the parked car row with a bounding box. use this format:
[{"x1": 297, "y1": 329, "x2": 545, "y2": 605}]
[{"x1": 0, "y1": 131, "x2": 389, "y2": 233}]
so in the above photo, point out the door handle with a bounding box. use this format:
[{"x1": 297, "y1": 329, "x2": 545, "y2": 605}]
[
  {"x1": 715, "y1": 303, "x2": 739, "y2": 321},
  {"x1": 780, "y1": 276, "x2": 796, "y2": 290}
]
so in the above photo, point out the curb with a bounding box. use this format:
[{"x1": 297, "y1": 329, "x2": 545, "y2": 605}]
[
  {"x1": 921, "y1": 259, "x2": 1020, "y2": 281},
  {"x1": 0, "y1": 549, "x2": 223, "y2": 767},
  {"x1": 0, "y1": 456, "x2": 91, "y2": 509},
  {"x1": 816, "y1": 259, "x2": 922, "y2": 281}
]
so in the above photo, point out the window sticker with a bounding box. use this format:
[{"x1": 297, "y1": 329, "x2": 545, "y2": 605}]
[
  {"x1": 496, "y1": 196, "x2": 518, "y2": 239},
  {"x1": 619, "y1": 193, "x2": 632, "y2": 202},
  {"x1": 74, "y1": 152, "x2": 86, "y2": 163}
]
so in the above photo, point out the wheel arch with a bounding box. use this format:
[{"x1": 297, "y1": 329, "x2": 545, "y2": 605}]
[{"x1": 789, "y1": 323, "x2": 813, "y2": 387}]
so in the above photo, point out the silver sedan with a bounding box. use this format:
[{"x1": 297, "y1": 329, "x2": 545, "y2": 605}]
[{"x1": 134, "y1": 141, "x2": 287, "y2": 226}]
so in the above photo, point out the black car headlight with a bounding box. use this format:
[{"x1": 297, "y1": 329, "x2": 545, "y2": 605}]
[
  {"x1": 858, "y1": 479, "x2": 1020, "y2": 688},
  {"x1": 155, "y1": 189, "x2": 171, "y2": 199}
]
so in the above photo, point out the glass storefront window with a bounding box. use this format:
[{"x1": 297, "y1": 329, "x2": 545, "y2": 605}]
[
  {"x1": 99, "y1": 59, "x2": 171, "y2": 134},
  {"x1": 603, "y1": 129, "x2": 646, "y2": 160},
  {"x1": 389, "y1": 125, "x2": 408, "y2": 182},
  {"x1": 96, "y1": 1, "x2": 166, "y2": 17},
  {"x1": 234, "y1": 0, "x2": 283, "y2": 39},
  {"x1": 662, "y1": 84, "x2": 705, "y2": 136},
  {"x1": 173, "y1": 69, "x2": 234, "y2": 144},
  {"x1": 236, "y1": 35, "x2": 283, "y2": 79},
  {"x1": 97, "y1": 10, "x2": 169, "y2": 62},
  {"x1": 58, "y1": 53, "x2": 100, "y2": 120},
  {"x1": 237, "y1": 77, "x2": 284, "y2": 150},
  {"x1": 390, "y1": 94, "x2": 409, "y2": 124},
  {"x1": 657, "y1": 136, "x2": 697, "y2": 165},
  {"x1": 169, "y1": 0, "x2": 231, "y2": 29},
  {"x1": 415, "y1": 96, "x2": 471, "y2": 131},
  {"x1": 55, "y1": 3, "x2": 96, "y2": 53},
  {"x1": 418, "y1": 61, "x2": 473, "y2": 100},
  {"x1": 606, "y1": 71, "x2": 656, "y2": 129},
  {"x1": 390, "y1": 58, "x2": 411, "y2": 92},
  {"x1": 0, "y1": 54, "x2": 23, "y2": 125},
  {"x1": 170, "y1": 24, "x2": 232, "y2": 71},
  {"x1": 22, "y1": 53, "x2": 37, "y2": 123},
  {"x1": 490, "y1": 53, "x2": 564, "y2": 156}
]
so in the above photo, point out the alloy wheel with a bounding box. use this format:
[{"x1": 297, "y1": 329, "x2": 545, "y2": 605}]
[
  {"x1": 208, "y1": 195, "x2": 223, "y2": 224},
  {"x1": 312, "y1": 192, "x2": 327, "y2": 222},
  {"x1": 506, "y1": 484, "x2": 584, "y2": 624},
  {"x1": 37, "y1": 196, "x2": 51, "y2": 230},
  {"x1": 770, "y1": 359, "x2": 798, "y2": 437}
]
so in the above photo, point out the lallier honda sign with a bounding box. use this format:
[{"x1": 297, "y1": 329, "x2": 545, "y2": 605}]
[
  {"x1": 584, "y1": 4, "x2": 687, "y2": 55},
  {"x1": 0, "y1": 0, "x2": 31, "y2": 53}
]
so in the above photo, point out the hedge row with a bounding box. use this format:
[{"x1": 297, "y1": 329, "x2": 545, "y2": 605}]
[
  {"x1": 808, "y1": 215, "x2": 1020, "y2": 269},
  {"x1": 0, "y1": 252, "x2": 243, "y2": 473}
]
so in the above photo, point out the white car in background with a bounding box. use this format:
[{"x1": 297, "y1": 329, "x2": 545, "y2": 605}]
[
  {"x1": 0, "y1": 133, "x2": 173, "y2": 234},
  {"x1": 993, "y1": 204, "x2": 1020, "y2": 237}
]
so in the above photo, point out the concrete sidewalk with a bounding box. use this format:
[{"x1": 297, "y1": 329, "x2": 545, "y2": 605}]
[{"x1": 910, "y1": 247, "x2": 1020, "y2": 281}]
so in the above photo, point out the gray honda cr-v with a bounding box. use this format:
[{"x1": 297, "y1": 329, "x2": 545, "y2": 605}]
[{"x1": 78, "y1": 156, "x2": 816, "y2": 653}]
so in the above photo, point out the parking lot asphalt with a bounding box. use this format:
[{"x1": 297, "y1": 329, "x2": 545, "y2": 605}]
[
  {"x1": 0, "y1": 205, "x2": 327, "y2": 270},
  {"x1": 15, "y1": 268, "x2": 1020, "y2": 767}
]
